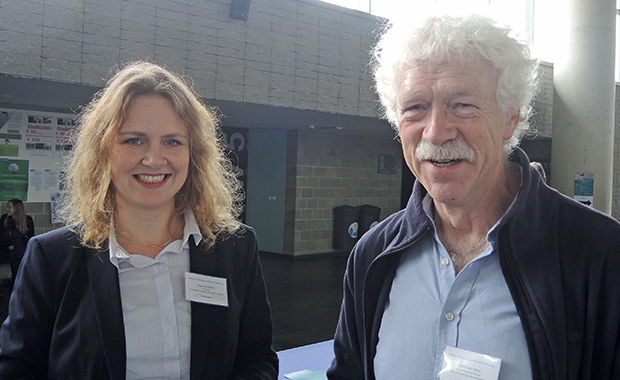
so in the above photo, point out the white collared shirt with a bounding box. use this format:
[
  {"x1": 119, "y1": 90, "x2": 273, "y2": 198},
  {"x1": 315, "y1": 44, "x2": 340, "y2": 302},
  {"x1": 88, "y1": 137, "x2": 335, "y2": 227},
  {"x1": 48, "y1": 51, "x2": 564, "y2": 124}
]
[{"x1": 109, "y1": 212, "x2": 202, "y2": 380}]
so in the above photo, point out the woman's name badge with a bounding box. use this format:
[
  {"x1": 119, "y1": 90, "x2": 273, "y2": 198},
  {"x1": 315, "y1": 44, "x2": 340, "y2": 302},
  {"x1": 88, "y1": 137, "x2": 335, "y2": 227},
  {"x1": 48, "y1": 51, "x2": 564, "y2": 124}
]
[
  {"x1": 185, "y1": 272, "x2": 228, "y2": 307},
  {"x1": 438, "y1": 346, "x2": 501, "y2": 380}
]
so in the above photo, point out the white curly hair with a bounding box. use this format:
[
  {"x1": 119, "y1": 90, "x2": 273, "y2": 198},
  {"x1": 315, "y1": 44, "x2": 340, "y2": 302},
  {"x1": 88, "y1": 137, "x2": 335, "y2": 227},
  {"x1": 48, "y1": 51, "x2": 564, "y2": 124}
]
[{"x1": 372, "y1": 12, "x2": 539, "y2": 156}]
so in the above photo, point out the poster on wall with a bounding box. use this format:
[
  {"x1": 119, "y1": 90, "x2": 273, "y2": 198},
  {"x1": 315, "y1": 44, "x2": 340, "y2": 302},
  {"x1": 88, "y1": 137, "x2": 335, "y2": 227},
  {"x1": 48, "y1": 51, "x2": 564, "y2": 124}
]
[
  {"x1": 0, "y1": 107, "x2": 77, "y2": 203},
  {"x1": 0, "y1": 158, "x2": 29, "y2": 201},
  {"x1": 0, "y1": 108, "x2": 78, "y2": 159},
  {"x1": 0, "y1": 110, "x2": 24, "y2": 157},
  {"x1": 55, "y1": 117, "x2": 76, "y2": 154},
  {"x1": 50, "y1": 191, "x2": 68, "y2": 224},
  {"x1": 574, "y1": 172, "x2": 594, "y2": 207},
  {"x1": 24, "y1": 114, "x2": 55, "y2": 157},
  {"x1": 30, "y1": 169, "x2": 62, "y2": 191}
]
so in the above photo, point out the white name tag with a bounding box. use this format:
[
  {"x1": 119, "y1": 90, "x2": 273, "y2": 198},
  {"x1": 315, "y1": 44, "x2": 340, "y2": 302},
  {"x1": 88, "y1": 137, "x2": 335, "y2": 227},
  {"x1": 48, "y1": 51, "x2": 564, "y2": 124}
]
[
  {"x1": 439, "y1": 346, "x2": 501, "y2": 380},
  {"x1": 185, "y1": 272, "x2": 228, "y2": 307}
]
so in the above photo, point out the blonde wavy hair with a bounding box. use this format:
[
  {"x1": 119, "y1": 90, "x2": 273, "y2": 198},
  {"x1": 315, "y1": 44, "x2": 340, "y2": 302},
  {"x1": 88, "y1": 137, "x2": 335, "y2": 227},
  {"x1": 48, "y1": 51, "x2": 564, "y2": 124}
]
[{"x1": 65, "y1": 61, "x2": 241, "y2": 249}]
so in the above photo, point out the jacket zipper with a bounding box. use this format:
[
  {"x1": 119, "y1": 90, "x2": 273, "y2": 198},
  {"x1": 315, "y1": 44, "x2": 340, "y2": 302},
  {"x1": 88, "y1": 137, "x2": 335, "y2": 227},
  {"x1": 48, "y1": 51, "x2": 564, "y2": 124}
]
[{"x1": 499, "y1": 230, "x2": 555, "y2": 380}]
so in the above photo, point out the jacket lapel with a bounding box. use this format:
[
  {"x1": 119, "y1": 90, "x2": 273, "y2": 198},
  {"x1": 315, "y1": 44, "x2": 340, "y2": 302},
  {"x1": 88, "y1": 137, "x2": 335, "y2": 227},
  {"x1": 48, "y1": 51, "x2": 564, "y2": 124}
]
[
  {"x1": 86, "y1": 248, "x2": 126, "y2": 380},
  {"x1": 189, "y1": 237, "x2": 218, "y2": 379}
]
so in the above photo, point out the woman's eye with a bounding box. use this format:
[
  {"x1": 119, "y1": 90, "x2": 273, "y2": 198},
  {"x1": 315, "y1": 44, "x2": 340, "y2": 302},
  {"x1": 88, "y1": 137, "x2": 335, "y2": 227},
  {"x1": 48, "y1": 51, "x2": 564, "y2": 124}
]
[
  {"x1": 123, "y1": 138, "x2": 141, "y2": 145},
  {"x1": 165, "y1": 139, "x2": 182, "y2": 147}
]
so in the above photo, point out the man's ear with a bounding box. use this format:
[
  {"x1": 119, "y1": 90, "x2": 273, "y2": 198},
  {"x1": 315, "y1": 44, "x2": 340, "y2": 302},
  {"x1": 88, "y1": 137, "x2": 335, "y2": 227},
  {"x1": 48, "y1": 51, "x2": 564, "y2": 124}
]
[{"x1": 503, "y1": 112, "x2": 520, "y2": 140}]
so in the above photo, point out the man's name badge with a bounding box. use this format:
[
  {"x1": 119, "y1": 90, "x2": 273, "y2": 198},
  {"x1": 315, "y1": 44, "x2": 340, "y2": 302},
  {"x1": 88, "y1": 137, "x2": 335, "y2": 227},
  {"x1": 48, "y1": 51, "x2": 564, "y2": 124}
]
[
  {"x1": 185, "y1": 272, "x2": 228, "y2": 307},
  {"x1": 438, "y1": 346, "x2": 501, "y2": 380}
]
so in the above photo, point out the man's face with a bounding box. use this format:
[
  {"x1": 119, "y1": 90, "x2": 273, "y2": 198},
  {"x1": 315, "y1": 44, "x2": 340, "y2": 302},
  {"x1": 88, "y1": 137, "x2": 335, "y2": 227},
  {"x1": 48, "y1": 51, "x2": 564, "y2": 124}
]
[{"x1": 396, "y1": 57, "x2": 518, "y2": 208}]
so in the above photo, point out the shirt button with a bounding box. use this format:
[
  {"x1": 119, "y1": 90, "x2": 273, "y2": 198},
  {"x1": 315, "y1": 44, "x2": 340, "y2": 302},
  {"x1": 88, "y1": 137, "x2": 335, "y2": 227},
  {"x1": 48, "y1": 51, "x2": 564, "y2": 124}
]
[
  {"x1": 441, "y1": 258, "x2": 450, "y2": 266},
  {"x1": 445, "y1": 312, "x2": 455, "y2": 321}
]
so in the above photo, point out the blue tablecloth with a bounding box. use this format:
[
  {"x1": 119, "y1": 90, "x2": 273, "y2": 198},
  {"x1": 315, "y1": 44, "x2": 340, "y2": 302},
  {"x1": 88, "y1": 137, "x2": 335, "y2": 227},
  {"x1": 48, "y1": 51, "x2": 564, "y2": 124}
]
[{"x1": 277, "y1": 340, "x2": 334, "y2": 380}]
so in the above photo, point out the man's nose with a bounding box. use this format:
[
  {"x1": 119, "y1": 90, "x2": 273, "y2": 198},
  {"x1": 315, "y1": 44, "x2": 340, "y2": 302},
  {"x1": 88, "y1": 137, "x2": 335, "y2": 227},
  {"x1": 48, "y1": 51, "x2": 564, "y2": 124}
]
[{"x1": 422, "y1": 107, "x2": 457, "y2": 146}]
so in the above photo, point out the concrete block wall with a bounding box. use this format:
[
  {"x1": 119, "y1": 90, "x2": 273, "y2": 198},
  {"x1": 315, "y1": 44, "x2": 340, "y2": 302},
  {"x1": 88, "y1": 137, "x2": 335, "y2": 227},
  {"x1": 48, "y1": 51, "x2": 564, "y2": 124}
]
[
  {"x1": 290, "y1": 130, "x2": 402, "y2": 256},
  {"x1": 532, "y1": 62, "x2": 554, "y2": 137},
  {"x1": 0, "y1": 0, "x2": 380, "y2": 119}
]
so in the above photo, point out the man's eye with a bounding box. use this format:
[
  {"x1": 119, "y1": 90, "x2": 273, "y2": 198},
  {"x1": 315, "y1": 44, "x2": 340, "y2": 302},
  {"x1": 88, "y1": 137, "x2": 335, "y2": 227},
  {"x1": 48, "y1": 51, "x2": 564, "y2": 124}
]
[
  {"x1": 400, "y1": 104, "x2": 427, "y2": 121},
  {"x1": 401, "y1": 104, "x2": 425, "y2": 115},
  {"x1": 453, "y1": 103, "x2": 477, "y2": 117},
  {"x1": 407, "y1": 104, "x2": 424, "y2": 111}
]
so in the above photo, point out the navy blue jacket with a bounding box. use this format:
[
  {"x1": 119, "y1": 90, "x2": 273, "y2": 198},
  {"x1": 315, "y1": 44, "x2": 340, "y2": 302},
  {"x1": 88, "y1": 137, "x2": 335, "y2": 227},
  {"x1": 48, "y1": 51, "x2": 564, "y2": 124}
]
[
  {"x1": 0, "y1": 224, "x2": 278, "y2": 380},
  {"x1": 327, "y1": 149, "x2": 620, "y2": 380}
]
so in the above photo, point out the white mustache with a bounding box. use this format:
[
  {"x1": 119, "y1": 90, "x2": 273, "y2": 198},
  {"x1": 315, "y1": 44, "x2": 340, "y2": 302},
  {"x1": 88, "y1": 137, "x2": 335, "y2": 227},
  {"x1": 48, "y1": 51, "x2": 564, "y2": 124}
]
[{"x1": 415, "y1": 139, "x2": 475, "y2": 162}]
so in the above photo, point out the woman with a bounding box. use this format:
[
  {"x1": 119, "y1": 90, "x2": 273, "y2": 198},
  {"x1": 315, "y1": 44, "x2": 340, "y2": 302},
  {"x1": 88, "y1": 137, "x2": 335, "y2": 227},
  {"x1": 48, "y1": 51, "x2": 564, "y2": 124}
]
[
  {"x1": 0, "y1": 199, "x2": 35, "y2": 282},
  {"x1": 0, "y1": 62, "x2": 278, "y2": 379}
]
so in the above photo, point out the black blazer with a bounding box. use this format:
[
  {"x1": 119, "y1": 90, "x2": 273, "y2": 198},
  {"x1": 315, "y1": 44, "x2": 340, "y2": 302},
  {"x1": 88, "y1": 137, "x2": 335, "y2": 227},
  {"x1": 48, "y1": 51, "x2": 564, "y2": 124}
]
[
  {"x1": 0, "y1": 225, "x2": 278, "y2": 379},
  {"x1": 0, "y1": 214, "x2": 35, "y2": 254}
]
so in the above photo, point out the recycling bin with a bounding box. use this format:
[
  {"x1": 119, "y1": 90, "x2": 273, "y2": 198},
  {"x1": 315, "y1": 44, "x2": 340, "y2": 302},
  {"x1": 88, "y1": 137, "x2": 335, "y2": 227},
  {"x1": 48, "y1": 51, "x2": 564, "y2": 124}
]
[
  {"x1": 358, "y1": 204, "x2": 381, "y2": 237},
  {"x1": 333, "y1": 205, "x2": 360, "y2": 253}
]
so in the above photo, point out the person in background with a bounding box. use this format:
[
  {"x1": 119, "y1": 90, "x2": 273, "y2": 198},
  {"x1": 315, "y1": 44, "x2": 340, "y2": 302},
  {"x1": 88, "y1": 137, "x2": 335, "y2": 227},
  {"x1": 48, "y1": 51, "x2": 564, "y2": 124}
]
[
  {"x1": 0, "y1": 199, "x2": 34, "y2": 283},
  {"x1": 327, "y1": 11, "x2": 620, "y2": 380},
  {"x1": 530, "y1": 161, "x2": 547, "y2": 184},
  {"x1": 0, "y1": 61, "x2": 278, "y2": 379}
]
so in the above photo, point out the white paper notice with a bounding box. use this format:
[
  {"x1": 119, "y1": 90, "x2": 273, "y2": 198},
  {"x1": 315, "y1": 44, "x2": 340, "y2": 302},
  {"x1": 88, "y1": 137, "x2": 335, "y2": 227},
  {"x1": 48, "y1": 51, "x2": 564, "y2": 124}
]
[
  {"x1": 185, "y1": 272, "x2": 228, "y2": 307},
  {"x1": 438, "y1": 346, "x2": 501, "y2": 380}
]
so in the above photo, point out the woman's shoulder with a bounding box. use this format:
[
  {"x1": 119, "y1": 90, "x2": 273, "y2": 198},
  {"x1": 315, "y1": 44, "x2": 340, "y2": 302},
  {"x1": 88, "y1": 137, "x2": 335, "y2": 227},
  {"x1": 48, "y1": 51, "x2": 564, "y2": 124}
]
[
  {"x1": 205, "y1": 222, "x2": 257, "y2": 253},
  {"x1": 223, "y1": 222, "x2": 257, "y2": 243},
  {"x1": 30, "y1": 226, "x2": 81, "y2": 248}
]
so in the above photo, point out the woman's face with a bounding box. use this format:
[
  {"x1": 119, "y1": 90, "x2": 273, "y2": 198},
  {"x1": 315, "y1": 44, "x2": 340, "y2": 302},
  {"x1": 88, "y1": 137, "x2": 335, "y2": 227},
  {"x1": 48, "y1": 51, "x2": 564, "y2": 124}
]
[
  {"x1": 110, "y1": 95, "x2": 190, "y2": 215},
  {"x1": 5, "y1": 202, "x2": 14, "y2": 216}
]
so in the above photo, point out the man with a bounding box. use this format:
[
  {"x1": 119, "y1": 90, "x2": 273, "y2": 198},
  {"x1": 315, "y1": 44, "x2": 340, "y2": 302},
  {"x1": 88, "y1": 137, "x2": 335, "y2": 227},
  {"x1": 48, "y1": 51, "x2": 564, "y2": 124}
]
[{"x1": 327, "y1": 12, "x2": 620, "y2": 380}]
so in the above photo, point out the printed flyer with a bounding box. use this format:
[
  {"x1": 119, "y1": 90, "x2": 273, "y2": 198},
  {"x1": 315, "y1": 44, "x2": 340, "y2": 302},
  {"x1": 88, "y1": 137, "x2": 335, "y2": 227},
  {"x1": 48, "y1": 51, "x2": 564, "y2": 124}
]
[{"x1": 0, "y1": 158, "x2": 29, "y2": 201}]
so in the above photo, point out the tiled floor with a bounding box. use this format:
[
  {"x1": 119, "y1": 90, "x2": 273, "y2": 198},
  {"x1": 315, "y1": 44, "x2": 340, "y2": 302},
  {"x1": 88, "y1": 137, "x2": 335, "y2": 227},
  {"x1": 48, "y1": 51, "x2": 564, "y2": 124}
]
[
  {"x1": 0, "y1": 254, "x2": 349, "y2": 352},
  {"x1": 260, "y1": 252, "x2": 348, "y2": 351}
]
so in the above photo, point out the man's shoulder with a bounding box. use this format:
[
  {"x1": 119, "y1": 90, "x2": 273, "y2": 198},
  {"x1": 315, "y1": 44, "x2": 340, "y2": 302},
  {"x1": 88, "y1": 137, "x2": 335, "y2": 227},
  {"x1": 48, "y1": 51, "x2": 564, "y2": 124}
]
[
  {"x1": 550, "y1": 189, "x2": 620, "y2": 237},
  {"x1": 523, "y1": 186, "x2": 620, "y2": 254},
  {"x1": 353, "y1": 205, "x2": 428, "y2": 260},
  {"x1": 356, "y1": 209, "x2": 405, "y2": 245}
]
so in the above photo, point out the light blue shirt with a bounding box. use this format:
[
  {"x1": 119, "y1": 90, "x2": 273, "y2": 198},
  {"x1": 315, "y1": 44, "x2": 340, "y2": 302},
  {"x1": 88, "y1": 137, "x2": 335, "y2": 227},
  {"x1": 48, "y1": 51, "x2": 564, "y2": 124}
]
[
  {"x1": 109, "y1": 212, "x2": 202, "y2": 380},
  {"x1": 374, "y1": 194, "x2": 533, "y2": 380}
]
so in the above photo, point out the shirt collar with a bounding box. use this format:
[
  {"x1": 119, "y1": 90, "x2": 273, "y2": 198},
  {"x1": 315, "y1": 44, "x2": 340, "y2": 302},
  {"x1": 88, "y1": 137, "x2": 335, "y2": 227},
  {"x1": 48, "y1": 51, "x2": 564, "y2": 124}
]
[
  {"x1": 422, "y1": 164, "x2": 523, "y2": 246},
  {"x1": 182, "y1": 211, "x2": 203, "y2": 248},
  {"x1": 109, "y1": 211, "x2": 202, "y2": 268}
]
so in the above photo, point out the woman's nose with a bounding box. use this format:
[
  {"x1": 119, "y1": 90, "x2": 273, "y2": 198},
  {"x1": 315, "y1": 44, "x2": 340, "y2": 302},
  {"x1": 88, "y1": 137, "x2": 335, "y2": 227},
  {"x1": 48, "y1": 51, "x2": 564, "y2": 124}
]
[{"x1": 142, "y1": 146, "x2": 167, "y2": 167}]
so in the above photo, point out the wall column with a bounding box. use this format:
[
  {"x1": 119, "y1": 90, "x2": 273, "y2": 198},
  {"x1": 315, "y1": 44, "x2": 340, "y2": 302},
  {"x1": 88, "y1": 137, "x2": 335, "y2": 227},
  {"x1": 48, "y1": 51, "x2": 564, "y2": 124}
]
[{"x1": 551, "y1": 0, "x2": 616, "y2": 213}]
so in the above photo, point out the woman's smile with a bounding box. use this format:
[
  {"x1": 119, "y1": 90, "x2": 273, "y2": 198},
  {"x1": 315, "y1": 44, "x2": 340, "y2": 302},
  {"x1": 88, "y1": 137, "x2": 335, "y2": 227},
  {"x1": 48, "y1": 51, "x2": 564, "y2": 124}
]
[{"x1": 134, "y1": 174, "x2": 168, "y2": 184}]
